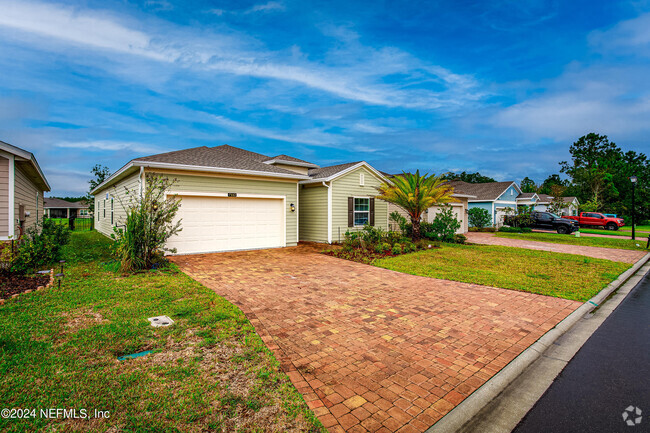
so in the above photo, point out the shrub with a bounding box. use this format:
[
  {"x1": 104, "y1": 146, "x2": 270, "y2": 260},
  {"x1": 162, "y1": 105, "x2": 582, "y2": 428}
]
[
  {"x1": 504, "y1": 211, "x2": 534, "y2": 228},
  {"x1": 360, "y1": 224, "x2": 385, "y2": 246},
  {"x1": 426, "y1": 206, "x2": 461, "y2": 243},
  {"x1": 468, "y1": 208, "x2": 491, "y2": 228},
  {"x1": 391, "y1": 244, "x2": 402, "y2": 255},
  {"x1": 403, "y1": 242, "x2": 416, "y2": 253},
  {"x1": 454, "y1": 234, "x2": 467, "y2": 244},
  {"x1": 374, "y1": 243, "x2": 391, "y2": 254},
  {"x1": 111, "y1": 174, "x2": 182, "y2": 273},
  {"x1": 12, "y1": 219, "x2": 71, "y2": 274},
  {"x1": 522, "y1": 227, "x2": 532, "y2": 233}
]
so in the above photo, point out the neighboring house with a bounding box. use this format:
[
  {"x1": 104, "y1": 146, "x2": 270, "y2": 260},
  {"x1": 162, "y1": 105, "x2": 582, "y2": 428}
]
[
  {"x1": 534, "y1": 194, "x2": 553, "y2": 212},
  {"x1": 560, "y1": 196, "x2": 580, "y2": 216},
  {"x1": 387, "y1": 180, "x2": 476, "y2": 234},
  {"x1": 0, "y1": 140, "x2": 50, "y2": 240},
  {"x1": 516, "y1": 192, "x2": 540, "y2": 210},
  {"x1": 44, "y1": 198, "x2": 90, "y2": 219},
  {"x1": 458, "y1": 181, "x2": 522, "y2": 226},
  {"x1": 92, "y1": 145, "x2": 389, "y2": 254}
]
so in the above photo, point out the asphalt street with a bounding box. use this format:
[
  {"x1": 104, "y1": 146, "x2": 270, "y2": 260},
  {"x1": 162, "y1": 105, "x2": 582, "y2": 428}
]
[{"x1": 513, "y1": 271, "x2": 650, "y2": 433}]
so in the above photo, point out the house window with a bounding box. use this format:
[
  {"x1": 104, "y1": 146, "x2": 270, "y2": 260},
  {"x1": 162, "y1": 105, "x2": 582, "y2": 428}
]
[
  {"x1": 111, "y1": 198, "x2": 114, "y2": 225},
  {"x1": 354, "y1": 198, "x2": 370, "y2": 226},
  {"x1": 510, "y1": 189, "x2": 514, "y2": 196},
  {"x1": 80, "y1": 209, "x2": 89, "y2": 217},
  {"x1": 103, "y1": 199, "x2": 106, "y2": 219},
  {"x1": 359, "y1": 173, "x2": 365, "y2": 186}
]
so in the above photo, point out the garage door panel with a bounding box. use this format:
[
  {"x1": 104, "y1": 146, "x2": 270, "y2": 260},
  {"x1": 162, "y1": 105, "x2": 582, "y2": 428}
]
[{"x1": 167, "y1": 196, "x2": 284, "y2": 254}]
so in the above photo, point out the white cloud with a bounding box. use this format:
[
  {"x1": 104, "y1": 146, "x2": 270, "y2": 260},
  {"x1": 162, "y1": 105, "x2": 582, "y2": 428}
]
[
  {"x1": 55, "y1": 140, "x2": 162, "y2": 153},
  {"x1": 589, "y1": 12, "x2": 650, "y2": 55},
  {"x1": 210, "y1": 115, "x2": 345, "y2": 146},
  {"x1": 352, "y1": 122, "x2": 393, "y2": 134},
  {"x1": 0, "y1": 0, "x2": 482, "y2": 110},
  {"x1": 244, "y1": 1, "x2": 285, "y2": 14}
]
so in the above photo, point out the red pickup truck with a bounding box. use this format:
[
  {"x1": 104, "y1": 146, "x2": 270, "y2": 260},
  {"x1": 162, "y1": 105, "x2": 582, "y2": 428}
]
[{"x1": 565, "y1": 212, "x2": 625, "y2": 231}]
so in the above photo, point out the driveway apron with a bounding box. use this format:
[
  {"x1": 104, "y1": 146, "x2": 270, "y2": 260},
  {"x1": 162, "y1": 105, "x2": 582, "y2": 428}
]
[{"x1": 170, "y1": 246, "x2": 579, "y2": 432}]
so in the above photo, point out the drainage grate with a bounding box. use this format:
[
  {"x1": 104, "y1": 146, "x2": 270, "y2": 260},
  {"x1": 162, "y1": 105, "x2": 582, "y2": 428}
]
[{"x1": 147, "y1": 315, "x2": 174, "y2": 327}]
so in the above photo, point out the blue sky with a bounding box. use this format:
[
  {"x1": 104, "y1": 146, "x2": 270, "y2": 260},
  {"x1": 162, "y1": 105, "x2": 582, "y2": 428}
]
[{"x1": 1, "y1": 0, "x2": 649, "y2": 196}]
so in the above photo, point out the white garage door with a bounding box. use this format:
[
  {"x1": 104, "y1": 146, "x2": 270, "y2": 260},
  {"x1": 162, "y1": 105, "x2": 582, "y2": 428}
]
[
  {"x1": 427, "y1": 205, "x2": 465, "y2": 234},
  {"x1": 167, "y1": 196, "x2": 285, "y2": 254}
]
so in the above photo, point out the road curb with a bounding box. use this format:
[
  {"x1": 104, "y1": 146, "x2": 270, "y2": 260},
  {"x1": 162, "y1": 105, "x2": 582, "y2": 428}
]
[{"x1": 426, "y1": 252, "x2": 650, "y2": 433}]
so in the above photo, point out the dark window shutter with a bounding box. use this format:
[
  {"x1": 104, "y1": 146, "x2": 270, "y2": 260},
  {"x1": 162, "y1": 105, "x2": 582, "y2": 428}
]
[
  {"x1": 369, "y1": 198, "x2": 375, "y2": 226},
  {"x1": 348, "y1": 197, "x2": 354, "y2": 227}
]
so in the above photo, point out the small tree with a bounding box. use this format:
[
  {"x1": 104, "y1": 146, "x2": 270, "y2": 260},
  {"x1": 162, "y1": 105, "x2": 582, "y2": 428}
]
[
  {"x1": 111, "y1": 174, "x2": 182, "y2": 273},
  {"x1": 86, "y1": 164, "x2": 111, "y2": 216},
  {"x1": 547, "y1": 184, "x2": 567, "y2": 215},
  {"x1": 428, "y1": 206, "x2": 461, "y2": 242},
  {"x1": 468, "y1": 208, "x2": 491, "y2": 228},
  {"x1": 377, "y1": 171, "x2": 455, "y2": 241}
]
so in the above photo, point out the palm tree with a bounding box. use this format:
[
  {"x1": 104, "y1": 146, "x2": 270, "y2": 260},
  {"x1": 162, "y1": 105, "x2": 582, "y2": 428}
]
[{"x1": 377, "y1": 171, "x2": 456, "y2": 241}]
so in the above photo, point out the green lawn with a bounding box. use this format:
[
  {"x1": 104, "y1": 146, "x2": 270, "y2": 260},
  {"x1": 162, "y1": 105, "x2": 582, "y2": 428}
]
[
  {"x1": 620, "y1": 225, "x2": 650, "y2": 232},
  {"x1": 580, "y1": 228, "x2": 635, "y2": 237},
  {"x1": 375, "y1": 244, "x2": 630, "y2": 301},
  {"x1": 495, "y1": 232, "x2": 648, "y2": 251},
  {"x1": 47, "y1": 217, "x2": 93, "y2": 232},
  {"x1": 0, "y1": 232, "x2": 323, "y2": 433}
]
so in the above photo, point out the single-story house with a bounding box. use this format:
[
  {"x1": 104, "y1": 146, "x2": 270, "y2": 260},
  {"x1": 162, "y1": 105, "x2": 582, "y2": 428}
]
[
  {"x1": 0, "y1": 140, "x2": 50, "y2": 240},
  {"x1": 458, "y1": 181, "x2": 522, "y2": 226},
  {"x1": 560, "y1": 196, "x2": 579, "y2": 216},
  {"x1": 533, "y1": 194, "x2": 553, "y2": 212},
  {"x1": 92, "y1": 145, "x2": 390, "y2": 254},
  {"x1": 44, "y1": 198, "x2": 90, "y2": 219},
  {"x1": 387, "y1": 180, "x2": 476, "y2": 234},
  {"x1": 516, "y1": 192, "x2": 539, "y2": 210}
]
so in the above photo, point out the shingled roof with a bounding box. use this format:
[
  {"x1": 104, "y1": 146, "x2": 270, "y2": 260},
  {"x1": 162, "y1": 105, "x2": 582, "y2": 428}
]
[
  {"x1": 265, "y1": 154, "x2": 318, "y2": 167},
  {"x1": 517, "y1": 192, "x2": 537, "y2": 199},
  {"x1": 133, "y1": 145, "x2": 307, "y2": 176},
  {"x1": 44, "y1": 198, "x2": 89, "y2": 209},
  {"x1": 307, "y1": 162, "x2": 363, "y2": 180},
  {"x1": 450, "y1": 181, "x2": 519, "y2": 201}
]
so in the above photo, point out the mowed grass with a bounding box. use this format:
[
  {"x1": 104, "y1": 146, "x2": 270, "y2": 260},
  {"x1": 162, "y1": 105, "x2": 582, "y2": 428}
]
[
  {"x1": 375, "y1": 244, "x2": 630, "y2": 301},
  {"x1": 579, "y1": 228, "x2": 647, "y2": 237},
  {"x1": 0, "y1": 232, "x2": 323, "y2": 433},
  {"x1": 495, "y1": 232, "x2": 648, "y2": 251},
  {"x1": 620, "y1": 225, "x2": 650, "y2": 232}
]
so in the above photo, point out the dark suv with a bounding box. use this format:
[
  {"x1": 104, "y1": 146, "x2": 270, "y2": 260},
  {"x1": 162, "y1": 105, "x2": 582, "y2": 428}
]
[{"x1": 529, "y1": 211, "x2": 580, "y2": 234}]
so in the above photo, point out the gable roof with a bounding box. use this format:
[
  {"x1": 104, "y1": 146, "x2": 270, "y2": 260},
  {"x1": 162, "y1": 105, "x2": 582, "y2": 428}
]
[
  {"x1": 44, "y1": 198, "x2": 89, "y2": 209},
  {"x1": 517, "y1": 192, "x2": 538, "y2": 200},
  {"x1": 562, "y1": 196, "x2": 579, "y2": 204},
  {"x1": 301, "y1": 161, "x2": 389, "y2": 184},
  {"x1": 93, "y1": 145, "x2": 313, "y2": 194},
  {"x1": 537, "y1": 194, "x2": 553, "y2": 203},
  {"x1": 453, "y1": 181, "x2": 520, "y2": 201},
  {"x1": 0, "y1": 140, "x2": 50, "y2": 191}
]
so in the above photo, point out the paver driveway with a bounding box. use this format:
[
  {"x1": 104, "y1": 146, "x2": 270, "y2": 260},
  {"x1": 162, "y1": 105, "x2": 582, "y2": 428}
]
[
  {"x1": 170, "y1": 246, "x2": 579, "y2": 432},
  {"x1": 466, "y1": 232, "x2": 645, "y2": 263}
]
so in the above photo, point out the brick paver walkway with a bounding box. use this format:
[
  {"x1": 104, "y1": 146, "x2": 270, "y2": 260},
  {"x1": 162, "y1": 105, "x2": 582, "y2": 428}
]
[
  {"x1": 171, "y1": 246, "x2": 579, "y2": 432},
  {"x1": 466, "y1": 232, "x2": 645, "y2": 263}
]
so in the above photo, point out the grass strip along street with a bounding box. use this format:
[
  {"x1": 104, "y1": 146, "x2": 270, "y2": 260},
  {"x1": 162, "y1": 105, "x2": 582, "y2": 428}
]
[
  {"x1": 0, "y1": 232, "x2": 324, "y2": 433},
  {"x1": 375, "y1": 243, "x2": 630, "y2": 301},
  {"x1": 495, "y1": 232, "x2": 648, "y2": 251}
]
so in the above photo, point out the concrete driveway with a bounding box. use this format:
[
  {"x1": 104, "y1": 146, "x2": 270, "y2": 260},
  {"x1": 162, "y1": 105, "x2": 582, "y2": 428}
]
[{"x1": 170, "y1": 246, "x2": 579, "y2": 433}]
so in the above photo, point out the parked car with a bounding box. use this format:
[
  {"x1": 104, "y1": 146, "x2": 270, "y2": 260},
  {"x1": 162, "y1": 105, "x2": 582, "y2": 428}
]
[
  {"x1": 528, "y1": 211, "x2": 580, "y2": 234},
  {"x1": 565, "y1": 212, "x2": 625, "y2": 231},
  {"x1": 603, "y1": 213, "x2": 625, "y2": 225}
]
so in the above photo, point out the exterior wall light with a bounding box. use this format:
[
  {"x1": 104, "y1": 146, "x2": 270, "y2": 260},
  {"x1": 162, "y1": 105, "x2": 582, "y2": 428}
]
[{"x1": 290, "y1": 203, "x2": 296, "y2": 212}]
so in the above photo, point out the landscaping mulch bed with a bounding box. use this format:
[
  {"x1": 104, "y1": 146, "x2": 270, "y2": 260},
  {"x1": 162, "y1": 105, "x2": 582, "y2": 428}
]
[
  {"x1": 323, "y1": 244, "x2": 440, "y2": 264},
  {"x1": 0, "y1": 274, "x2": 49, "y2": 300}
]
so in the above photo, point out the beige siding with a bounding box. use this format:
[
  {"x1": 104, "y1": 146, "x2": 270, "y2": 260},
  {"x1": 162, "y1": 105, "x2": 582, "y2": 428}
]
[
  {"x1": 298, "y1": 183, "x2": 328, "y2": 242},
  {"x1": 331, "y1": 166, "x2": 388, "y2": 243},
  {"x1": 15, "y1": 165, "x2": 44, "y2": 232},
  {"x1": 94, "y1": 172, "x2": 140, "y2": 237},
  {"x1": 0, "y1": 157, "x2": 8, "y2": 237}
]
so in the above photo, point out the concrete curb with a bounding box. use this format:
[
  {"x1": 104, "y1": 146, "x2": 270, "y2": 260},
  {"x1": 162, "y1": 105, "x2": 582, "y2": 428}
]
[{"x1": 426, "y1": 252, "x2": 650, "y2": 433}]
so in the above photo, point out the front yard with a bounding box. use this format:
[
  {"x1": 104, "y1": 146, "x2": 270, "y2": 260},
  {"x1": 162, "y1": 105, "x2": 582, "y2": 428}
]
[
  {"x1": 0, "y1": 232, "x2": 323, "y2": 433},
  {"x1": 495, "y1": 231, "x2": 648, "y2": 251},
  {"x1": 374, "y1": 244, "x2": 630, "y2": 301}
]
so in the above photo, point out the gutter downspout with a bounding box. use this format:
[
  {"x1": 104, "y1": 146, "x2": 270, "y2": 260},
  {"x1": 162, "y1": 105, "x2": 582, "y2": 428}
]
[{"x1": 323, "y1": 181, "x2": 332, "y2": 244}]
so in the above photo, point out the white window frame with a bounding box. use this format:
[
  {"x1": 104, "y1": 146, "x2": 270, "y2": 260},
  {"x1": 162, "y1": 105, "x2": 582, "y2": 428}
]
[
  {"x1": 359, "y1": 173, "x2": 365, "y2": 186},
  {"x1": 353, "y1": 196, "x2": 370, "y2": 227},
  {"x1": 110, "y1": 198, "x2": 114, "y2": 225}
]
